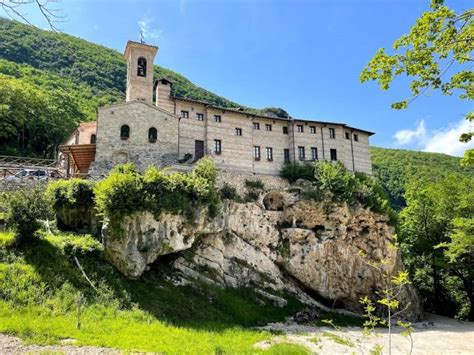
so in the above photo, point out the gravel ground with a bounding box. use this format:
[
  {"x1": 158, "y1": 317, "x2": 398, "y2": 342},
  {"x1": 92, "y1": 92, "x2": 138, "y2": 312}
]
[
  {"x1": 256, "y1": 313, "x2": 474, "y2": 354},
  {"x1": 0, "y1": 334, "x2": 119, "y2": 354}
]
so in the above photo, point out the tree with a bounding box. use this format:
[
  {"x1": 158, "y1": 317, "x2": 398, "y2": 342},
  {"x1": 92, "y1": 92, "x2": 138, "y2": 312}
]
[
  {"x1": 438, "y1": 217, "x2": 474, "y2": 319},
  {"x1": 360, "y1": 0, "x2": 473, "y2": 164},
  {"x1": 399, "y1": 174, "x2": 474, "y2": 319},
  {"x1": 0, "y1": 75, "x2": 81, "y2": 157},
  {"x1": 0, "y1": 0, "x2": 64, "y2": 31}
]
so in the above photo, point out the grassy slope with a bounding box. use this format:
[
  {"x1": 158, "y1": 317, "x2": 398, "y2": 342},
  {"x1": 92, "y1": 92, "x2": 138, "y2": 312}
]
[
  {"x1": 371, "y1": 147, "x2": 473, "y2": 209},
  {"x1": 0, "y1": 231, "x2": 312, "y2": 353}
]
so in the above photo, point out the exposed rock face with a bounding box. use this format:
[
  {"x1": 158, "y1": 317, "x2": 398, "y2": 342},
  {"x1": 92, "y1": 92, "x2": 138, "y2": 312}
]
[
  {"x1": 56, "y1": 206, "x2": 100, "y2": 236},
  {"x1": 102, "y1": 189, "x2": 422, "y2": 320}
]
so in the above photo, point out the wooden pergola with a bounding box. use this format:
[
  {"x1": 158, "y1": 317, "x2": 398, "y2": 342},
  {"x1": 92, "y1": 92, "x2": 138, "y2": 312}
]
[{"x1": 59, "y1": 144, "x2": 96, "y2": 177}]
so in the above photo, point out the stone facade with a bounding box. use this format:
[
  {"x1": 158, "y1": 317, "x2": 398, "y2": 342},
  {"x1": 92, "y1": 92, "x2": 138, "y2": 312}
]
[
  {"x1": 77, "y1": 40, "x2": 374, "y2": 176},
  {"x1": 91, "y1": 101, "x2": 179, "y2": 173}
]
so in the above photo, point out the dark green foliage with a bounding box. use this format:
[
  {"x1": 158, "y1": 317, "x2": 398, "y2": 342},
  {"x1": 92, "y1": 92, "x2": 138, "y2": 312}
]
[
  {"x1": 280, "y1": 162, "x2": 316, "y2": 183},
  {"x1": 399, "y1": 174, "x2": 474, "y2": 320},
  {"x1": 46, "y1": 179, "x2": 95, "y2": 210},
  {"x1": 261, "y1": 107, "x2": 289, "y2": 118},
  {"x1": 0, "y1": 74, "x2": 82, "y2": 157},
  {"x1": 5, "y1": 187, "x2": 53, "y2": 245},
  {"x1": 245, "y1": 179, "x2": 264, "y2": 190},
  {"x1": 371, "y1": 147, "x2": 473, "y2": 210},
  {"x1": 220, "y1": 183, "x2": 238, "y2": 200},
  {"x1": 244, "y1": 191, "x2": 260, "y2": 202}
]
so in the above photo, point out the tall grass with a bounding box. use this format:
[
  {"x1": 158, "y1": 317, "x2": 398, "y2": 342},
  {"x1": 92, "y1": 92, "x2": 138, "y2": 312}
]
[{"x1": 0, "y1": 232, "x2": 308, "y2": 353}]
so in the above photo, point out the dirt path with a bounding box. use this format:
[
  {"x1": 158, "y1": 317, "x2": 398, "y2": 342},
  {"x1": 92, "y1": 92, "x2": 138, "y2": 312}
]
[
  {"x1": 256, "y1": 314, "x2": 474, "y2": 354},
  {"x1": 0, "y1": 334, "x2": 119, "y2": 354}
]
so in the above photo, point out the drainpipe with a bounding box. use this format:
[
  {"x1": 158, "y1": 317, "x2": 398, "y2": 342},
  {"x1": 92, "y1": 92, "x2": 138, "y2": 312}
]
[
  {"x1": 204, "y1": 105, "x2": 209, "y2": 155},
  {"x1": 320, "y1": 126, "x2": 326, "y2": 160},
  {"x1": 251, "y1": 116, "x2": 255, "y2": 173},
  {"x1": 350, "y1": 130, "x2": 355, "y2": 172},
  {"x1": 291, "y1": 119, "x2": 296, "y2": 162}
]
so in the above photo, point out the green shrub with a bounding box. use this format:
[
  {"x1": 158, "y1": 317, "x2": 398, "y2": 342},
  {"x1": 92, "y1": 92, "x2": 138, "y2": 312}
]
[
  {"x1": 5, "y1": 187, "x2": 53, "y2": 245},
  {"x1": 314, "y1": 161, "x2": 354, "y2": 201},
  {"x1": 94, "y1": 161, "x2": 220, "y2": 229},
  {"x1": 244, "y1": 190, "x2": 259, "y2": 202},
  {"x1": 280, "y1": 162, "x2": 315, "y2": 183},
  {"x1": 46, "y1": 179, "x2": 95, "y2": 210},
  {"x1": 193, "y1": 156, "x2": 218, "y2": 185},
  {"x1": 220, "y1": 183, "x2": 238, "y2": 200},
  {"x1": 245, "y1": 179, "x2": 264, "y2": 190},
  {"x1": 94, "y1": 165, "x2": 144, "y2": 218}
]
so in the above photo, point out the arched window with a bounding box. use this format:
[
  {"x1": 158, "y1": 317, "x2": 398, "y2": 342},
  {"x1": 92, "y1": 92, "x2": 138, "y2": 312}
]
[
  {"x1": 137, "y1": 57, "x2": 147, "y2": 77},
  {"x1": 148, "y1": 127, "x2": 157, "y2": 142},
  {"x1": 90, "y1": 134, "x2": 96, "y2": 144},
  {"x1": 120, "y1": 125, "x2": 130, "y2": 140}
]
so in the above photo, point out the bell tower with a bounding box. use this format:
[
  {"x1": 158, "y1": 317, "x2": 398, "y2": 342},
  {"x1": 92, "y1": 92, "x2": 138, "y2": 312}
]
[{"x1": 124, "y1": 40, "x2": 158, "y2": 103}]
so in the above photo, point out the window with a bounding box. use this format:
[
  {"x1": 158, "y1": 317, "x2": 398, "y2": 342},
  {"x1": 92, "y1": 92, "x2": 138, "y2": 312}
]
[
  {"x1": 181, "y1": 111, "x2": 189, "y2": 119},
  {"x1": 265, "y1": 124, "x2": 272, "y2": 131},
  {"x1": 148, "y1": 127, "x2": 157, "y2": 142},
  {"x1": 214, "y1": 139, "x2": 222, "y2": 154},
  {"x1": 137, "y1": 57, "x2": 147, "y2": 77},
  {"x1": 354, "y1": 134, "x2": 359, "y2": 142},
  {"x1": 214, "y1": 115, "x2": 222, "y2": 123},
  {"x1": 283, "y1": 126, "x2": 288, "y2": 134},
  {"x1": 120, "y1": 125, "x2": 130, "y2": 140},
  {"x1": 253, "y1": 146, "x2": 261, "y2": 161},
  {"x1": 235, "y1": 128, "x2": 242, "y2": 136},
  {"x1": 284, "y1": 149, "x2": 290, "y2": 163},
  {"x1": 297, "y1": 125, "x2": 304, "y2": 133},
  {"x1": 330, "y1": 148, "x2": 337, "y2": 161},
  {"x1": 329, "y1": 128, "x2": 336, "y2": 139},
  {"x1": 311, "y1": 147, "x2": 318, "y2": 161},
  {"x1": 90, "y1": 134, "x2": 96, "y2": 144},
  {"x1": 310, "y1": 126, "x2": 316, "y2": 134},
  {"x1": 253, "y1": 122, "x2": 260, "y2": 130},
  {"x1": 197, "y1": 113, "x2": 204, "y2": 121},
  {"x1": 266, "y1": 147, "x2": 273, "y2": 161},
  {"x1": 298, "y1": 146, "x2": 305, "y2": 161},
  {"x1": 345, "y1": 132, "x2": 350, "y2": 140}
]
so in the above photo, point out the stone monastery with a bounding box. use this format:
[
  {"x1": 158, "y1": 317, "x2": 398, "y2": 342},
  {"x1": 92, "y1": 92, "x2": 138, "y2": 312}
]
[{"x1": 61, "y1": 40, "x2": 374, "y2": 176}]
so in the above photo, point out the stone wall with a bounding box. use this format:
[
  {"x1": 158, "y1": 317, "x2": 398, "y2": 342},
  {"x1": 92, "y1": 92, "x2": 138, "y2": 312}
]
[
  {"x1": 157, "y1": 92, "x2": 373, "y2": 176},
  {"x1": 91, "y1": 101, "x2": 180, "y2": 174},
  {"x1": 217, "y1": 171, "x2": 289, "y2": 196}
]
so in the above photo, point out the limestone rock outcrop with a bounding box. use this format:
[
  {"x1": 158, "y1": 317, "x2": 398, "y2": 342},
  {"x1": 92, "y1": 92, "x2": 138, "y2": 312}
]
[{"x1": 102, "y1": 189, "x2": 422, "y2": 320}]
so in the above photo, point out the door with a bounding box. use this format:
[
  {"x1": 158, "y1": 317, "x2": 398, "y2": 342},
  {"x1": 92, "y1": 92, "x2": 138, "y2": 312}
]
[{"x1": 194, "y1": 140, "x2": 204, "y2": 161}]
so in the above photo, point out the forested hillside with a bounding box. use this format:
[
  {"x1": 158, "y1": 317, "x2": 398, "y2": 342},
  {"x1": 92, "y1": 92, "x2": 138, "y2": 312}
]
[
  {"x1": 0, "y1": 18, "x2": 243, "y2": 111},
  {"x1": 371, "y1": 147, "x2": 472, "y2": 209}
]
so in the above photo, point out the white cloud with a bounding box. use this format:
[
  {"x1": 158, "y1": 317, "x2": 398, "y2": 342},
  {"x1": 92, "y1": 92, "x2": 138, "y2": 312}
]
[
  {"x1": 393, "y1": 119, "x2": 473, "y2": 157},
  {"x1": 394, "y1": 120, "x2": 426, "y2": 145},
  {"x1": 423, "y1": 119, "x2": 474, "y2": 157},
  {"x1": 138, "y1": 15, "x2": 163, "y2": 42}
]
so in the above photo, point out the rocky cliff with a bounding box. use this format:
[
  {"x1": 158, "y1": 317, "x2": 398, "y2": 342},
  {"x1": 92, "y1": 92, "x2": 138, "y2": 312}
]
[{"x1": 103, "y1": 188, "x2": 422, "y2": 320}]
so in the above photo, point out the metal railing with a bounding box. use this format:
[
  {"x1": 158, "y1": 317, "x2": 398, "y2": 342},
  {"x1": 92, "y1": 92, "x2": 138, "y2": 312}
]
[{"x1": 0, "y1": 155, "x2": 57, "y2": 169}]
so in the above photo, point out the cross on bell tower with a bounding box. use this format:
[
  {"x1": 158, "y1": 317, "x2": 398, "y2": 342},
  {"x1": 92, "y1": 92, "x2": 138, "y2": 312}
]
[{"x1": 124, "y1": 40, "x2": 158, "y2": 103}]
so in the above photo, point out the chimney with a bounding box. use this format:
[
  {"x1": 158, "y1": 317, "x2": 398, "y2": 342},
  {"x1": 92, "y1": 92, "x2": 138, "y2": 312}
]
[{"x1": 155, "y1": 78, "x2": 174, "y2": 113}]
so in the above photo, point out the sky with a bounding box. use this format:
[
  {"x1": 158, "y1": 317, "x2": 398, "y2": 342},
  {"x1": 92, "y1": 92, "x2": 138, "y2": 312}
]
[{"x1": 2, "y1": 0, "x2": 473, "y2": 156}]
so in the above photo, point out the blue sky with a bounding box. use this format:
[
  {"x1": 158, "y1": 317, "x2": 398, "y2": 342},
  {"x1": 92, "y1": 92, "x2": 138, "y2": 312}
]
[{"x1": 2, "y1": 0, "x2": 473, "y2": 155}]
